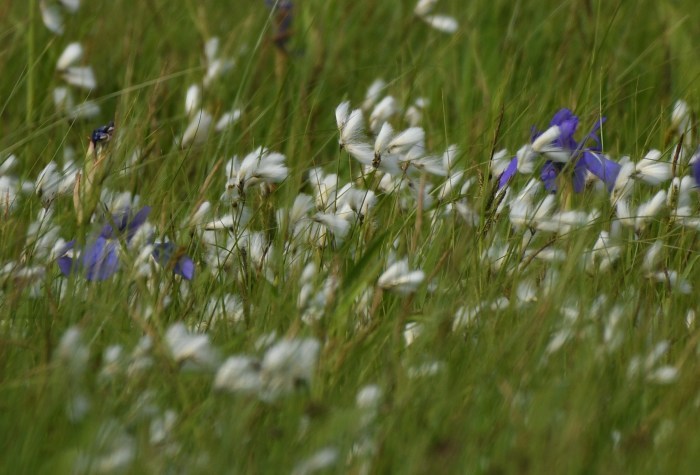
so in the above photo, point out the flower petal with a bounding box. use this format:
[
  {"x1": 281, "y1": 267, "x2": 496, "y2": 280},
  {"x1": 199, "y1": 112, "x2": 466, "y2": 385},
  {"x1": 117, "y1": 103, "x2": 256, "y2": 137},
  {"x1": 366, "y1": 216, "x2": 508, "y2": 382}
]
[
  {"x1": 83, "y1": 237, "x2": 119, "y2": 281},
  {"x1": 497, "y1": 157, "x2": 518, "y2": 189}
]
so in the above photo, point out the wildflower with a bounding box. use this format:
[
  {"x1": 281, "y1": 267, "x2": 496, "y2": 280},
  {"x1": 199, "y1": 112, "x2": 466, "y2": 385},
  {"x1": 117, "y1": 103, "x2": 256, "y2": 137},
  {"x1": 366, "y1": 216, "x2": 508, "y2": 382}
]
[
  {"x1": 214, "y1": 356, "x2": 262, "y2": 394},
  {"x1": 292, "y1": 447, "x2": 339, "y2": 475},
  {"x1": 421, "y1": 14, "x2": 458, "y2": 33},
  {"x1": 362, "y1": 79, "x2": 387, "y2": 111},
  {"x1": 165, "y1": 322, "x2": 220, "y2": 370},
  {"x1": 215, "y1": 109, "x2": 242, "y2": 132},
  {"x1": 500, "y1": 109, "x2": 620, "y2": 193},
  {"x1": 635, "y1": 150, "x2": 672, "y2": 185},
  {"x1": 40, "y1": 1, "x2": 64, "y2": 34},
  {"x1": 223, "y1": 147, "x2": 288, "y2": 201},
  {"x1": 261, "y1": 338, "x2": 321, "y2": 398},
  {"x1": 56, "y1": 42, "x2": 83, "y2": 71},
  {"x1": 181, "y1": 109, "x2": 213, "y2": 147},
  {"x1": 57, "y1": 206, "x2": 194, "y2": 281},
  {"x1": 61, "y1": 66, "x2": 97, "y2": 90},
  {"x1": 202, "y1": 37, "x2": 235, "y2": 87},
  {"x1": 356, "y1": 385, "x2": 382, "y2": 410},
  {"x1": 58, "y1": 206, "x2": 151, "y2": 281},
  {"x1": 369, "y1": 96, "x2": 398, "y2": 133},
  {"x1": 414, "y1": 0, "x2": 458, "y2": 34},
  {"x1": 152, "y1": 242, "x2": 195, "y2": 280},
  {"x1": 635, "y1": 190, "x2": 666, "y2": 232},
  {"x1": 264, "y1": 0, "x2": 294, "y2": 51},
  {"x1": 336, "y1": 102, "x2": 366, "y2": 147},
  {"x1": 377, "y1": 258, "x2": 424, "y2": 294},
  {"x1": 184, "y1": 84, "x2": 201, "y2": 116}
]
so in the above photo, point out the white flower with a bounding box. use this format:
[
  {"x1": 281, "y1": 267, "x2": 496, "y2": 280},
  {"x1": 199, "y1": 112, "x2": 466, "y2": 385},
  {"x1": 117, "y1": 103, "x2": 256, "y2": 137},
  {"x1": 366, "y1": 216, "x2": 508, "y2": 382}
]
[
  {"x1": 55, "y1": 326, "x2": 89, "y2": 377},
  {"x1": 224, "y1": 148, "x2": 288, "y2": 197},
  {"x1": 388, "y1": 127, "x2": 425, "y2": 156},
  {"x1": 420, "y1": 14, "x2": 459, "y2": 34},
  {"x1": 56, "y1": 42, "x2": 83, "y2": 70},
  {"x1": 261, "y1": 338, "x2": 321, "y2": 398},
  {"x1": 373, "y1": 122, "x2": 394, "y2": 160},
  {"x1": 404, "y1": 98, "x2": 427, "y2": 126},
  {"x1": 205, "y1": 37, "x2": 220, "y2": 63},
  {"x1": 69, "y1": 100, "x2": 101, "y2": 120},
  {"x1": 635, "y1": 190, "x2": 666, "y2": 232},
  {"x1": 377, "y1": 258, "x2": 424, "y2": 294},
  {"x1": 312, "y1": 212, "x2": 350, "y2": 239},
  {"x1": 62, "y1": 66, "x2": 97, "y2": 90},
  {"x1": 531, "y1": 125, "x2": 561, "y2": 152},
  {"x1": 642, "y1": 240, "x2": 663, "y2": 272},
  {"x1": 35, "y1": 161, "x2": 63, "y2": 206},
  {"x1": 362, "y1": 79, "x2": 387, "y2": 111},
  {"x1": 292, "y1": 447, "x2": 339, "y2": 475},
  {"x1": 165, "y1": 323, "x2": 219, "y2": 370},
  {"x1": 214, "y1": 356, "x2": 262, "y2": 394},
  {"x1": 414, "y1": 0, "x2": 438, "y2": 16},
  {"x1": 369, "y1": 96, "x2": 398, "y2": 133},
  {"x1": 184, "y1": 84, "x2": 201, "y2": 116},
  {"x1": 671, "y1": 99, "x2": 691, "y2": 133},
  {"x1": 59, "y1": 0, "x2": 81, "y2": 12},
  {"x1": 403, "y1": 322, "x2": 423, "y2": 346},
  {"x1": 181, "y1": 109, "x2": 213, "y2": 147},
  {"x1": 215, "y1": 109, "x2": 242, "y2": 132},
  {"x1": 612, "y1": 160, "x2": 635, "y2": 201},
  {"x1": 40, "y1": 1, "x2": 64, "y2": 34},
  {"x1": 635, "y1": 150, "x2": 671, "y2": 185},
  {"x1": 650, "y1": 270, "x2": 691, "y2": 294},
  {"x1": 336, "y1": 102, "x2": 366, "y2": 146},
  {"x1": 356, "y1": 385, "x2": 382, "y2": 410}
]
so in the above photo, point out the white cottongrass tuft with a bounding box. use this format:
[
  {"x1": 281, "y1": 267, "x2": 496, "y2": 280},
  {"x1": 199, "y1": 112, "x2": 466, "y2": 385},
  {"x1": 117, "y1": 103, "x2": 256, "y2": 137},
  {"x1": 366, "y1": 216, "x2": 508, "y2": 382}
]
[
  {"x1": 635, "y1": 150, "x2": 671, "y2": 185},
  {"x1": 336, "y1": 102, "x2": 366, "y2": 146},
  {"x1": 181, "y1": 109, "x2": 213, "y2": 147},
  {"x1": 378, "y1": 258, "x2": 425, "y2": 294},
  {"x1": 41, "y1": 1, "x2": 64, "y2": 34},
  {"x1": 260, "y1": 338, "x2": 321, "y2": 399},
  {"x1": 362, "y1": 78, "x2": 387, "y2": 111},
  {"x1": 61, "y1": 66, "x2": 97, "y2": 90},
  {"x1": 369, "y1": 96, "x2": 399, "y2": 133},
  {"x1": 531, "y1": 125, "x2": 561, "y2": 153},
  {"x1": 215, "y1": 109, "x2": 242, "y2": 132},
  {"x1": 292, "y1": 447, "x2": 339, "y2": 475},
  {"x1": 56, "y1": 42, "x2": 83, "y2": 70},
  {"x1": 214, "y1": 356, "x2": 263, "y2": 394},
  {"x1": 165, "y1": 323, "x2": 219, "y2": 370},
  {"x1": 185, "y1": 84, "x2": 201, "y2": 116}
]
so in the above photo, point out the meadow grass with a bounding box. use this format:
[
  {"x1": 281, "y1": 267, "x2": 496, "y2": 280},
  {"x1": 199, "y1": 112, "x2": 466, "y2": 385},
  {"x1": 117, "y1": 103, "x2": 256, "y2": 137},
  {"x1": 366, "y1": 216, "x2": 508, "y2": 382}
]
[{"x1": 2, "y1": 0, "x2": 700, "y2": 473}]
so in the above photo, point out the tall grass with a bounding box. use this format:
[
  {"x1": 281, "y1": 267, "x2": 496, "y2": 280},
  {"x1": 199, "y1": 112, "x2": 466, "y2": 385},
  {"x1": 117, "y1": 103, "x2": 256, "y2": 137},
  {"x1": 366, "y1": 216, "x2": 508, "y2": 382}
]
[{"x1": 2, "y1": 0, "x2": 700, "y2": 473}]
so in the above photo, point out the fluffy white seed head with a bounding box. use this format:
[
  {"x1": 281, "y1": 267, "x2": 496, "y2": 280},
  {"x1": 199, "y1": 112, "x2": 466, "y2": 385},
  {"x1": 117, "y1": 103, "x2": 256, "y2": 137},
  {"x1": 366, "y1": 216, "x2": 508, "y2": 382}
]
[
  {"x1": 378, "y1": 258, "x2": 425, "y2": 294},
  {"x1": 420, "y1": 14, "x2": 459, "y2": 34},
  {"x1": 531, "y1": 126, "x2": 561, "y2": 153},
  {"x1": 56, "y1": 42, "x2": 83, "y2": 70},
  {"x1": 185, "y1": 84, "x2": 201, "y2": 116},
  {"x1": 61, "y1": 66, "x2": 97, "y2": 90}
]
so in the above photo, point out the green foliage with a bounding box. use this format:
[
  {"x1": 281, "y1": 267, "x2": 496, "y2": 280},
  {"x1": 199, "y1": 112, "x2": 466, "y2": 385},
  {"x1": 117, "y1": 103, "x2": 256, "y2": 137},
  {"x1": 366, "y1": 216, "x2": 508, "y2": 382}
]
[{"x1": 2, "y1": 0, "x2": 700, "y2": 473}]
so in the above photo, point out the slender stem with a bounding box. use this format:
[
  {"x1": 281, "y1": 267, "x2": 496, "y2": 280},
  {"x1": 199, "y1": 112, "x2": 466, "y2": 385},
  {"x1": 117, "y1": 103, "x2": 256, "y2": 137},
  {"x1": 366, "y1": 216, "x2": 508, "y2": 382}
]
[{"x1": 26, "y1": 0, "x2": 36, "y2": 126}]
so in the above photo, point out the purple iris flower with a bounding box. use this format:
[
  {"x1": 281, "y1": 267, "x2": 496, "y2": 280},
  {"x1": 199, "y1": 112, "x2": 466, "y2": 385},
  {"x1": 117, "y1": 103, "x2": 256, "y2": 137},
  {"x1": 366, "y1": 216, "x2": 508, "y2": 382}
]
[
  {"x1": 264, "y1": 0, "x2": 293, "y2": 51},
  {"x1": 692, "y1": 149, "x2": 700, "y2": 186},
  {"x1": 152, "y1": 242, "x2": 195, "y2": 281},
  {"x1": 57, "y1": 206, "x2": 194, "y2": 281},
  {"x1": 499, "y1": 108, "x2": 620, "y2": 193},
  {"x1": 538, "y1": 109, "x2": 620, "y2": 193},
  {"x1": 498, "y1": 157, "x2": 518, "y2": 189}
]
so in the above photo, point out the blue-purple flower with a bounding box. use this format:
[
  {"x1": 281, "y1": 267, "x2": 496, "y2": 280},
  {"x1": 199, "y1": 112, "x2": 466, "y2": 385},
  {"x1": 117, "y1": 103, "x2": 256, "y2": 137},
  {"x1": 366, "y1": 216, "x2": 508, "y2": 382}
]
[
  {"x1": 58, "y1": 206, "x2": 194, "y2": 281},
  {"x1": 498, "y1": 108, "x2": 621, "y2": 193},
  {"x1": 264, "y1": 1, "x2": 293, "y2": 51}
]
